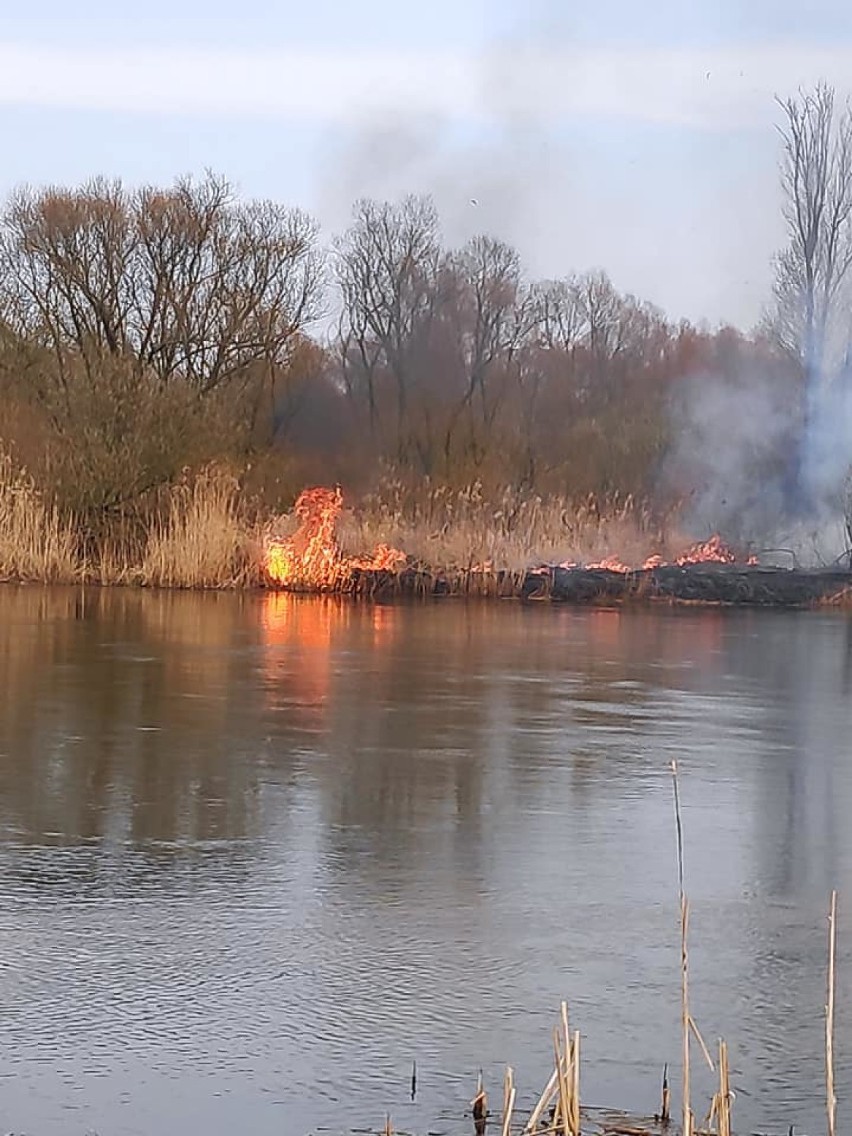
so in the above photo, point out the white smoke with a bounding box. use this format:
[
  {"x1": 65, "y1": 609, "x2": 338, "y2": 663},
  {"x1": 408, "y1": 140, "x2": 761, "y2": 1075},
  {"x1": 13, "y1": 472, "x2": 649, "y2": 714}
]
[
  {"x1": 802, "y1": 376, "x2": 852, "y2": 503},
  {"x1": 666, "y1": 365, "x2": 852, "y2": 566}
]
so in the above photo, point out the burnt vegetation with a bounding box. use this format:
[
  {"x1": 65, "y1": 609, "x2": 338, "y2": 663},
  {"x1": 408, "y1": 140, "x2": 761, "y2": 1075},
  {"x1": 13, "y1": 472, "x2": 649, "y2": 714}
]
[{"x1": 0, "y1": 85, "x2": 851, "y2": 585}]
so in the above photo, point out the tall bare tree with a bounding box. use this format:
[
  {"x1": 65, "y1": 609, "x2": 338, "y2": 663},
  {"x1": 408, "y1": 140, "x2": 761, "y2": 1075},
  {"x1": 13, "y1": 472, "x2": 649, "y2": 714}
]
[
  {"x1": 771, "y1": 83, "x2": 852, "y2": 383},
  {"x1": 335, "y1": 195, "x2": 442, "y2": 456},
  {"x1": 439, "y1": 235, "x2": 530, "y2": 470}
]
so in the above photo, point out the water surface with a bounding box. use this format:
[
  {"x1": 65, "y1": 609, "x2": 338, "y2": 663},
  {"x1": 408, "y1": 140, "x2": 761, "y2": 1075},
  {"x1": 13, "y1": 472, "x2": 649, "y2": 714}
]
[{"x1": 0, "y1": 586, "x2": 850, "y2": 1135}]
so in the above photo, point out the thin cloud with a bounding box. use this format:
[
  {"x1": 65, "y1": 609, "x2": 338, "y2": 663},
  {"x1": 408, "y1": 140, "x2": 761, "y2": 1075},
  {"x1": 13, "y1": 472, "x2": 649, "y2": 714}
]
[
  {"x1": 0, "y1": 43, "x2": 479, "y2": 121},
  {"x1": 2, "y1": 39, "x2": 852, "y2": 127}
]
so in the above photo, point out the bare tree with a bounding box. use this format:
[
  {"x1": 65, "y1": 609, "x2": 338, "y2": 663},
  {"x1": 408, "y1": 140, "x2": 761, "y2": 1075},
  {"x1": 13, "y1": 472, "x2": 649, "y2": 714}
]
[
  {"x1": 335, "y1": 195, "x2": 442, "y2": 454},
  {"x1": 530, "y1": 277, "x2": 589, "y2": 353},
  {"x1": 439, "y1": 235, "x2": 530, "y2": 469},
  {"x1": 0, "y1": 173, "x2": 323, "y2": 403},
  {"x1": 771, "y1": 83, "x2": 852, "y2": 382}
]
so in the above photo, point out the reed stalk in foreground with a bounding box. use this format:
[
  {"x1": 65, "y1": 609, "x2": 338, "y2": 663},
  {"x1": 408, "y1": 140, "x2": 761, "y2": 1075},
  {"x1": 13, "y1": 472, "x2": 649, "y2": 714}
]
[
  {"x1": 526, "y1": 1066, "x2": 559, "y2": 1134},
  {"x1": 705, "y1": 1040, "x2": 732, "y2": 1136},
  {"x1": 827, "y1": 890, "x2": 837, "y2": 1136},
  {"x1": 660, "y1": 1064, "x2": 670, "y2": 1125},
  {"x1": 472, "y1": 1070, "x2": 487, "y2": 1136},
  {"x1": 550, "y1": 1001, "x2": 581, "y2": 1136},
  {"x1": 671, "y1": 760, "x2": 693, "y2": 1136},
  {"x1": 502, "y1": 1065, "x2": 516, "y2": 1136}
]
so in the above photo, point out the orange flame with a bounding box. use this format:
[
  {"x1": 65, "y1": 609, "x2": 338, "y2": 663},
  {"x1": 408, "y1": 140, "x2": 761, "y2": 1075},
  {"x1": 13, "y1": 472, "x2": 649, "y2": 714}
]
[
  {"x1": 675, "y1": 534, "x2": 736, "y2": 566},
  {"x1": 585, "y1": 554, "x2": 634, "y2": 573},
  {"x1": 579, "y1": 534, "x2": 755, "y2": 574},
  {"x1": 263, "y1": 486, "x2": 406, "y2": 589}
]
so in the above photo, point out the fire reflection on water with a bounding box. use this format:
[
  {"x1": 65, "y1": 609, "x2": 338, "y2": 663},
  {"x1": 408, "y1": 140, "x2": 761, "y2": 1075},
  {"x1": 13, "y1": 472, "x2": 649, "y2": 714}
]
[
  {"x1": 258, "y1": 592, "x2": 399, "y2": 719},
  {"x1": 259, "y1": 593, "x2": 336, "y2": 720}
]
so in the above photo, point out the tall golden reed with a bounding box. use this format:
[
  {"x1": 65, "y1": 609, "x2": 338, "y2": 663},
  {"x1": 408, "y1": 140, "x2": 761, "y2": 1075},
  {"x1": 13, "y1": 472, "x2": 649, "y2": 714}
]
[
  {"x1": 141, "y1": 466, "x2": 260, "y2": 589},
  {"x1": 0, "y1": 448, "x2": 80, "y2": 582}
]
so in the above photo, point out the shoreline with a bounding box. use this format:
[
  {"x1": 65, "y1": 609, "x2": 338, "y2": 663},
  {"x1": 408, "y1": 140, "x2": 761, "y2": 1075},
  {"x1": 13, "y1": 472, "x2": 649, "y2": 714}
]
[{"x1": 5, "y1": 563, "x2": 852, "y2": 608}]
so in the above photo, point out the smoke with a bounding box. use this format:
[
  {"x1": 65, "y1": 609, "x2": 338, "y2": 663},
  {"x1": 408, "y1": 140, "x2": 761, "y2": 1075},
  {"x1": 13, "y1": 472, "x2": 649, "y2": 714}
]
[
  {"x1": 313, "y1": 4, "x2": 579, "y2": 276},
  {"x1": 310, "y1": 6, "x2": 789, "y2": 329},
  {"x1": 801, "y1": 376, "x2": 852, "y2": 504},
  {"x1": 315, "y1": 108, "x2": 568, "y2": 264},
  {"x1": 664, "y1": 363, "x2": 852, "y2": 566},
  {"x1": 310, "y1": 3, "x2": 852, "y2": 560}
]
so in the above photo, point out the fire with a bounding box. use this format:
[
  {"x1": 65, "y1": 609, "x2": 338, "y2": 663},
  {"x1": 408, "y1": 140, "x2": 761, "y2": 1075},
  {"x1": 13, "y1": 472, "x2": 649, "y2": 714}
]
[
  {"x1": 675, "y1": 534, "x2": 737, "y2": 566},
  {"x1": 585, "y1": 554, "x2": 634, "y2": 573},
  {"x1": 263, "y1": 486, "x2": 406, "y2": 589},
  {"x1": 579, "y1": 534, "x2": 755, "y2": 574},
  {"x1": 350, "y1": 543, "x2": 407, "y2": 572},
  {"x1": 264, "y1": 485, "x2": 757, "y2": 589}
]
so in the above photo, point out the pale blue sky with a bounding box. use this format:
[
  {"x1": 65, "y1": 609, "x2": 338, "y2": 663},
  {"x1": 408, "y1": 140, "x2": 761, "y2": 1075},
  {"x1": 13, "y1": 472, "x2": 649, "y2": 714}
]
[{"x1": 2, "y1": 1, "x2": 852, "y2": 327}]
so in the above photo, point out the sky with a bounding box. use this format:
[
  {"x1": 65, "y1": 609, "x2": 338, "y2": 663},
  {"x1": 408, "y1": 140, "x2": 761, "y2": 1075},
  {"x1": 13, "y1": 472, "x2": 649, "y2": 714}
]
[{"x1": 2, "y1": 0, "x2": 852, "y2": 330}]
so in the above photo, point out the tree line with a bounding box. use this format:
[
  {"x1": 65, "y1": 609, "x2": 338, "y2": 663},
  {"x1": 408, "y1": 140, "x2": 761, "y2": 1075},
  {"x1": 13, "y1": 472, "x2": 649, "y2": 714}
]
[{"x1": 0, "y1": 83, "x2": 848, "y2": 523}]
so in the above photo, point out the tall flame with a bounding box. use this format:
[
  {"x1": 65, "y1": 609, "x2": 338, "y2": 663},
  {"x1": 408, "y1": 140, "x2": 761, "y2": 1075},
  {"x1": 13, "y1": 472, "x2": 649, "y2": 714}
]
[{"x1": 263, "y1": 486, "x2": 406, "y2": 589}]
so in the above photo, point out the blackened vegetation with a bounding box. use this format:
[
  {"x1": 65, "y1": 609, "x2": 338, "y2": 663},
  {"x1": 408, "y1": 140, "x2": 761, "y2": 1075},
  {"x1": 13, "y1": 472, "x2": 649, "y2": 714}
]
[
  {"x1": 536, "y1": 564, "x2": 852, "y2": 606},
  {"x1": 344, "y1": 563, "x2": 852, "y2": 607}
]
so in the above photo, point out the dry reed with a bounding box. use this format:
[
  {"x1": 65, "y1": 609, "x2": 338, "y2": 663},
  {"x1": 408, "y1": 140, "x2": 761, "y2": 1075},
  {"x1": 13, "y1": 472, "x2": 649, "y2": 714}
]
[
  {"x1": 140, "y1": 466, "x2": 260, "y2": 588},
  {"x1": 549, "y1": 1002, "x2": 581, "y2": 1136},
  {"x1": 827, "y1": 890, "x2": 837, "y2": 1136},
  {"x1": 0, "y1": 447, "x2": 80, "y2": 582},
  {"x1": 502, "y1": 1065, "x2": 516, "y2": 1136},
  {"x1": 472, "y1": 1070, "x2": 488, "y2": 1135},
  {"x1": 671, "y1": 760, "x2": 693, "y2": 1136},
  {"x1": 344, "y1": 479, "x2": 673, "y2": 576},
  {"x1": 705, "y1": 1040, "x2": 732, "y2": 1136},
  {"x1": 660, "y1": 1065, "x2": 670, "y2": 1125},
  {"x1": 89, "y1": 539, "x2": 139, "y2": 586},
  {"x1": 526, "y1": 1067, "x2": 559, "y2": 1134}
]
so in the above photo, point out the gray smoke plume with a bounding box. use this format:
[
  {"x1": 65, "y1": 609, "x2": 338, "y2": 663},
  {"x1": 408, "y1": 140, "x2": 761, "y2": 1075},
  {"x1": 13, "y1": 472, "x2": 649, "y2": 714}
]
[{"x1": 313, "y1": 4, "x2": 576, "y2": 280}]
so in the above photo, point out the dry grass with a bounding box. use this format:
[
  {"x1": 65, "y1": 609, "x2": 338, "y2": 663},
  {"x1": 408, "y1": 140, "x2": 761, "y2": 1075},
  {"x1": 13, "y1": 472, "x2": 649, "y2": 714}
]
[
  {"x1": 0, "y1": 466, "x2": 729, "y2": 592},
  {"x1": 0, "y1": 447, "x2": 81, "y2": 582},
  {"x1": 90, "y1": 539, "x2": 140, "y2": 586},
  {"x1": 140, "y1": 466, "x2": 261, "y2": 589},
  {"x1": 340, "y1": 478, "x2": 677, "y2": 574}
]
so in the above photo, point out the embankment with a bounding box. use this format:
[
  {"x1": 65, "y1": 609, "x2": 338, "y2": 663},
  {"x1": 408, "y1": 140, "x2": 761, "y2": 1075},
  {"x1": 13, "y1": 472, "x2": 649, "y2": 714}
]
[{"x1": 336, "y1": 562, "x2": 852, "y2": 607}]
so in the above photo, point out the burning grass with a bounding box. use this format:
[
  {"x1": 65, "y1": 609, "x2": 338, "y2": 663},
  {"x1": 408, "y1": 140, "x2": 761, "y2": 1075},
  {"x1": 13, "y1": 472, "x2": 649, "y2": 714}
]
[
  {"x1": 0, "y1": 447, "x2": 81, "y2": 583},
  {"x1": 263, "y1": 485, "x2": 406, "y2": 590},
  {"x1": 260, "y1": 481, "x2": 852, "y2": 606},
  {"x1": 0, "y1": 460, "x2": 850, "y2": 605},
  {"x1": 342, "y1": 479, "x2": 674, "y2": 575}
]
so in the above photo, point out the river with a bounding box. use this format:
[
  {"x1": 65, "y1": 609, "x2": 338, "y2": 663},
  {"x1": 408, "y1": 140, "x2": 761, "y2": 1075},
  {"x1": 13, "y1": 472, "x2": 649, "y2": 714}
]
[{"x1": 0, "y1": 586, "x2": 850, "y2": 1135}]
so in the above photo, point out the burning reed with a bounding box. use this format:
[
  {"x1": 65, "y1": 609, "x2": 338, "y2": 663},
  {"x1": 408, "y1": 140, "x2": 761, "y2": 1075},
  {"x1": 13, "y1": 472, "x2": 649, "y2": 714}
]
[
  {"x1": 259, "y1": 482, "x2": 852, "y2": 607},
  {"x1": 344, "y1": 479, "x2": 672, "y2": 578},
  {"x1": 3, "y1": 462, "x2": 852, "y2": 606}
]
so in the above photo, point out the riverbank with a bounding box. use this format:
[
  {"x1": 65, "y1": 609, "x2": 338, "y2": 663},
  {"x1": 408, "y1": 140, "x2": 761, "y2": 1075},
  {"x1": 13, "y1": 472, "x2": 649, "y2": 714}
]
[
  {"x1": 4, "y1": 463, "x2": 852, "y2": 605},
  {"x1": 341, "y1": 562, "x2": 852, "y2": 607},
  {"x1": 0, "y1": 461, "x2": 676, "y2": 589}
]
